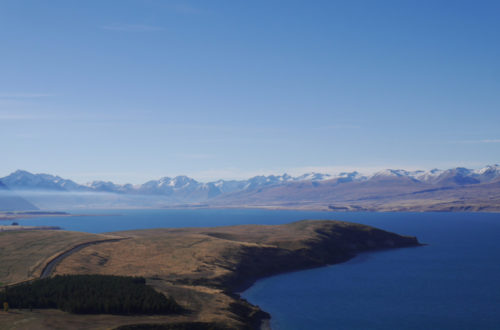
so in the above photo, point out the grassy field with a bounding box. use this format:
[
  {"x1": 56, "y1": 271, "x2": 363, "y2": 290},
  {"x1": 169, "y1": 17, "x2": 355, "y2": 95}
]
[
  {"x1": 0, "y1": 309, "x2": 193, "y2": 330},
  {"x1": 0, "y1": 230, "x2": 120, "y2": 285},
  {"x1": 0, "y1": 220, "x2": 419, "y2": 329}
]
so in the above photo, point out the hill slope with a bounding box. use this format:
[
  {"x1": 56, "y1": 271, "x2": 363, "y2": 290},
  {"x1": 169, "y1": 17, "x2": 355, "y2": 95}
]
[
  {"x1": 0, "y1": 220, "x2": 420, "y2": 329},
  {"x1": 53, "y1": 220, "x2": 419, "y2": 329}
]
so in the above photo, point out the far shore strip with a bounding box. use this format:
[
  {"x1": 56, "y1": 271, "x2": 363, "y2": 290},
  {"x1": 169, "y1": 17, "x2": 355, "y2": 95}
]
[{"x1": 0, "y1": 225, "x2": 61, "y2": 231}]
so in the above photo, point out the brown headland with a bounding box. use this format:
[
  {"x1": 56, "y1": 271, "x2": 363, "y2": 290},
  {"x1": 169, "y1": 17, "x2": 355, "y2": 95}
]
[{"x1": 0, "y1": 220, "x2": 421, "y2": 329}]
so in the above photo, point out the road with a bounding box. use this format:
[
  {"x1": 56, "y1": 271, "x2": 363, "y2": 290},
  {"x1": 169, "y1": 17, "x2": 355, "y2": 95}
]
[{"x1": 40, "y1": 238, "x2": 126, "y2": 278}]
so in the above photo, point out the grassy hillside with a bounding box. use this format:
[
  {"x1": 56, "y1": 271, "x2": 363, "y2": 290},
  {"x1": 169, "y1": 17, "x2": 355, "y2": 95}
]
[
  {"x1": 51, "y1": 221, "x2": 419, "y2": 328},
  {"x1": 0, "y1": 220, "x2": 420, "y2": 329},
  {"x1": 0, "y1": 230, "x2": 120, "y2": 285}
]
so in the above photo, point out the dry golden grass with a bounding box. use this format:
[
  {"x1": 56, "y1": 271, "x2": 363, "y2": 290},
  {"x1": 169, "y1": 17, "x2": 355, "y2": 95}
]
[
  {"x1": 46, "y1": 220, "x2": 400, "y2": 328},
  {"x1": 0, "y1": 230, "x2": 120, "y2": 285},
  {"x1": 54, "y1": 221, "x2": 365, "y2": 282},
  {"x1": 55, "y1": 232, "x2": 245, "y2": 281},
  {"x1": 0, "y1": 309, "x2": 191, "y2": 330},
  {"x1": 0, "y1": 220, "x2": 419, "y2": 329}
]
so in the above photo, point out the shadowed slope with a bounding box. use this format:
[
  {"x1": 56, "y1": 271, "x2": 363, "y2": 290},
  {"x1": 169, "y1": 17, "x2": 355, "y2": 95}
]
[
  {"x1": 51, "y1": 220, "x2": 419, "y2": 329},
  {"x1": 0, "y1": 220, "x2": 420, "y2": 329}
]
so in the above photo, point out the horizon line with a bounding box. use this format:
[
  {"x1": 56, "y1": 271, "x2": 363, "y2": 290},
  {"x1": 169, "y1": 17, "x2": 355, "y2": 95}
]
[{"x1": 1, "y1": 163, "x2": 498, "y2": 186}]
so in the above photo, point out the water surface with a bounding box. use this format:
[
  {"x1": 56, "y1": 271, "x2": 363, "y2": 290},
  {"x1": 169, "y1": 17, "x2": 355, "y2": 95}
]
[
  {"x1": 242, "y1": 212, "x2": 500, "y2": 330},
  {"x1": 10, "y1": 210, "x2": 500, "y2": 329},
  {"x1": 13, "y1": 208, "x2": 340, "y2": 233}
]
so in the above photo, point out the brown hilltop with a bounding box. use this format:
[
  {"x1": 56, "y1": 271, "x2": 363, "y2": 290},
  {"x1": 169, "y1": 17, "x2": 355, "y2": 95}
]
[{"x1": 1, "y1": 220, "x2": 420, "y2": 329}]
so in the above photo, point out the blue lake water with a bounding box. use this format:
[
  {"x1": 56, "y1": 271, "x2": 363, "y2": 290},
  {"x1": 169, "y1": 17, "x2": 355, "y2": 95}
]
[{"x1": 10, "y1": 210, "x2": 500, "y2": 329}]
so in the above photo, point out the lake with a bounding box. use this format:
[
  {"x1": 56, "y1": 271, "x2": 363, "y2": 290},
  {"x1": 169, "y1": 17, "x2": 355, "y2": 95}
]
[{"x1": 11, "y1": 209, "x2": 500, "y2": 329}]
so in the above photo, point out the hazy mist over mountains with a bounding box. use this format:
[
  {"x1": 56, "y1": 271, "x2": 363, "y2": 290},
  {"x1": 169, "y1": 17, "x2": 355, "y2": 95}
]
[
  {"x1": 3, "y1": 165, "x2": 500, "y2": 194},
  {"x1": 1, "y1": 165, "x2": 499, "y2": 212}
]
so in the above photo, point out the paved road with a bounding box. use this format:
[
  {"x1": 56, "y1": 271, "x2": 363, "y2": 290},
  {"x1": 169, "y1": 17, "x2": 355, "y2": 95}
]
[{"x1": 40, "y1": 238, "x2": 126, "y2": 278}]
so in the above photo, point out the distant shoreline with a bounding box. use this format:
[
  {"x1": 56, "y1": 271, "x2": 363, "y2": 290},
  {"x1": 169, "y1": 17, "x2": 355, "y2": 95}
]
[
  {"x1": 0, "y1": 225, "x2": 61, "y2": 231},
  {"x1": 0, "y1": 211, "x2": 114, "y2": 221},
  {"x1": 2, "y1": 204, "x2": 500, "y2": 222},
  {"x1": 0, "y1": 219, "x2": 422, "y2": 329},
  {"x1": 162, "y1": 203, "x2": 500, "y2": 213}
]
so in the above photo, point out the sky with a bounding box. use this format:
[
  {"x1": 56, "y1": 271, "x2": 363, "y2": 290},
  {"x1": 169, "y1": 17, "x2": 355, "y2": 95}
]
[{"x1": 1, "y1": 0, "x2": 499, "y2": 184}]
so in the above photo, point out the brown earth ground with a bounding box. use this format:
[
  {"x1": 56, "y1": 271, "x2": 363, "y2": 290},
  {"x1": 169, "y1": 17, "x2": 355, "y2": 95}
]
[
  {"x1": 0, "y1": 230, "x2": 120, "y2": 286},
  {"x1": 0, "y1": 220, "x2": 420, "y2": 329}
]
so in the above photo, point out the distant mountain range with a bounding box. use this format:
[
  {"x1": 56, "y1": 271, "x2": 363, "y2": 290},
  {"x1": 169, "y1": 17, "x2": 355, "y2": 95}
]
[
  {"x1": 1, "y1": 165, "x2": 500, "y2": 212},
  {"x1": 0, "y1": 170, "x2": 338, "y2": 199}
]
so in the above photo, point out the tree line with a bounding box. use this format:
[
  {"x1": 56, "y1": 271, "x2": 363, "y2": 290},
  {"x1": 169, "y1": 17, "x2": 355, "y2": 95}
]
[{"x1": 0, "y1": 274, "x2": 181, "y2": 315}]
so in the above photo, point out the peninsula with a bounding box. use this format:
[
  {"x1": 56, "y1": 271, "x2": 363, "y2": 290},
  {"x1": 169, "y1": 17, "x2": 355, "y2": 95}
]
[{"x1": 0, "y1": 220, "x2": 421, "y2": 329}]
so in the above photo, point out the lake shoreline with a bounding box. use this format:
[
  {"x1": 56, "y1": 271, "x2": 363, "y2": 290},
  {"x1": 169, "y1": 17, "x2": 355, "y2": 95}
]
[
  {"x1": 231, "y1": 244, "x2": 425, "y2": 329},
  {"x1": 155, "y1": 222, "x2": 422, "y2": 329},
  {"x1": 2, "y1": 209, "x2": 499, "y2": 329},
  {"x1": 10, "y1": 220, "x2": 419, "y2": 329},
  {"x1": 0, "y1": 225, "x2": 61, "y2": 231},
  {"x1": 0, "y1": 211, "x2": 118, "y2": 221},
  {"x1": 235, "y1": 243, "x2": 425, "y2": 329}
]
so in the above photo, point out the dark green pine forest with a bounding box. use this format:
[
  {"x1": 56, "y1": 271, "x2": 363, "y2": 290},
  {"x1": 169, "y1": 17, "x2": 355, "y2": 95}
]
[{"x1": 1, "y1": 275, "x2": 181, "y2": 315}]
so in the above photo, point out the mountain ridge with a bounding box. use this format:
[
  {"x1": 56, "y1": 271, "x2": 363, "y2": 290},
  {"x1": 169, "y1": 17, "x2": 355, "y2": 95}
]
[
  {"x1": 1, "y1": 165, "x2": 499, "y2": 211},
  {"x1": 3, "y1": 164, "x2": 499, "y2": 194}
]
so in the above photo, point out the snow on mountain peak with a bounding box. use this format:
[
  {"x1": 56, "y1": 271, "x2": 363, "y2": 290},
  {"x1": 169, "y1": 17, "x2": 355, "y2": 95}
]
[
  {"x1": 294, "y1": 173, "x2": 333, "y2": 181},
  {"x1": 3, "y1": 164, "x2": 500, "y2": 198},
  {"x1": 476, "y1": 164, "x2": 500, "y2": 174},
  {"x1": 372, "y1": 169, "x2": 410, "y2": 178}
]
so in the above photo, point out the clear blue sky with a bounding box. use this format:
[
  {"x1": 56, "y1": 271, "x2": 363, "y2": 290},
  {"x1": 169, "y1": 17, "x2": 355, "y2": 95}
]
[{"x1": 1, "y1": 0, "x2": 499, "y2": 183}]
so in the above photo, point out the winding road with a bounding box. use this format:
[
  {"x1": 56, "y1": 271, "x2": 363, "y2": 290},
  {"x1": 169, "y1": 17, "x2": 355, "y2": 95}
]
[{"x1": 40, "y1": 238, "x2": 126, "y2": 278}]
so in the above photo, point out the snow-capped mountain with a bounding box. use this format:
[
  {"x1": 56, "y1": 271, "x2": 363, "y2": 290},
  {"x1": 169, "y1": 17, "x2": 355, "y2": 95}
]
[
  {"x1": 294, "y1": 173, "x2": 333, "y2": 181},
  {"x1": 0, "y1": 165, "x2": 500, "y2": 202},
  {"x1": 430, "y1": 167, "x2": 480, "y2": 185},
  {"x1": 365, "y1": 165, "x2": 500, "y2": 185},
  {"x1": 1, "y1": 164, "x2": 499, "y2": 211},
  {"x1": 242, "y1": 174, "x2": 291, "y2": 190},
  {"x1": 1, "y1": 170, "x2": 87, "y2": 191},
  {"x1": 475, "y1": 164, "x2": 500, "y2": 183},
  {"x1": 410, "y1": 169, "x2": 444, "y2": 183},
  {"x1": 336, "y1": 171, "x2": 365, "y2": 182},
  {"x1": 138, "y1": 176, "x2": 201, "y2": 195},
  {"x1": 211, "y1": 179, "x2": 249, "y2": 194},
  {"x1": 407, "y1": 165, "x2": 500, "y2": 186},
  {"x1": 87, "y1": 181, "x2": 136, "y2": 194}
]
